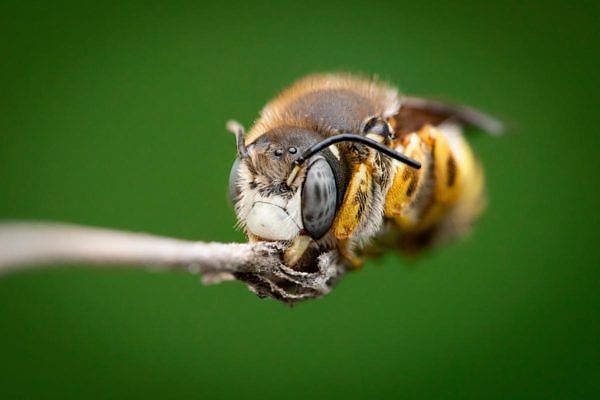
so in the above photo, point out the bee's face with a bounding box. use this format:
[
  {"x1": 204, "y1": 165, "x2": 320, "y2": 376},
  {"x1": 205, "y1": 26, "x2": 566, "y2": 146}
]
[{"x1": 229, "y1": 128, "x2": 340, "y2": 242}]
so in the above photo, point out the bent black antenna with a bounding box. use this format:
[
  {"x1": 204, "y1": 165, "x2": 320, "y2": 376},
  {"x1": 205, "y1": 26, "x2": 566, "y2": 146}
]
[{"x1": 294, "y1": 133, "x2": 421, "y2": 169}]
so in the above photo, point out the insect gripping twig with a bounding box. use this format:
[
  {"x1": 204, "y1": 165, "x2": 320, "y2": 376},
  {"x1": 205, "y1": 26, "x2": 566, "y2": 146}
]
[{"x1": 0, "y1": 222, "x2": 346, "y2": 304}]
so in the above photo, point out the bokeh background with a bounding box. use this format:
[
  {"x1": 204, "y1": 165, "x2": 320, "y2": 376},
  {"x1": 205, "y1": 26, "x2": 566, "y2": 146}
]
[{"x1": 1, "y1": 1, "x2": 598, "y2": 399}]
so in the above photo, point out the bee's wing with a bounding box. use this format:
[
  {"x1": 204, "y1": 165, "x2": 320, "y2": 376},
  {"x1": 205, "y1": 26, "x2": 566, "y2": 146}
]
[{"x1": 395, "y1": 97, "x2": 503, "y2": 135}]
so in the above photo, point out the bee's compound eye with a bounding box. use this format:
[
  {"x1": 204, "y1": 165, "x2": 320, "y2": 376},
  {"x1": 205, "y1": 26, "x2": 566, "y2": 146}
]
[
  {"x1": 301, "y1": 156, "x2": 337, "y2": 239},
  {"x1": 228, "y1": 157, "x2": 242, "y2": 205}
]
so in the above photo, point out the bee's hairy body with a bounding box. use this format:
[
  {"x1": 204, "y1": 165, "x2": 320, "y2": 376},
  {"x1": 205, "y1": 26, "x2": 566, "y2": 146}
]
[{"x1": 229, "y1": 73, "x2": 497, "y2": 271}]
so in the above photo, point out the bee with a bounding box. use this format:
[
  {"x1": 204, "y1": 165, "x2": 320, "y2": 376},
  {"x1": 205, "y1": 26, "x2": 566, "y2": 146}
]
[{"x1": 227, "y1": 73, "x2": 501, "y2": 271}]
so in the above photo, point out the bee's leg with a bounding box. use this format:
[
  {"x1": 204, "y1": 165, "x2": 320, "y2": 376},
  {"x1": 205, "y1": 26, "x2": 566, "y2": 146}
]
[
  {"x1": 385, "y1": 125, "x2": 463, "y2": 230},
  {"x1": 332, "y1": 162, "x2": 373, "y2": 269},
  {"x1": 383, "y1": 132, "x2": 428, "y2": 226},
  {"x1": 337, "y1": 239, "x2": 364, "y2": 269},
  {"x1": 416, "y1": 124, "x2": 464, "y2": 230}
]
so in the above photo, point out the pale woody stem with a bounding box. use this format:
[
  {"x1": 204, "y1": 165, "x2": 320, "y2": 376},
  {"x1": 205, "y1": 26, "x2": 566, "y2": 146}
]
[{"x1": 0, "y1": 222, "x2": 274, "y2": 276}]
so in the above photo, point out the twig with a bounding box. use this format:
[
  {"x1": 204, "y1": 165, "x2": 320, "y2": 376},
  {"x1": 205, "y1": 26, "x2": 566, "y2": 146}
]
[{"x1": 0, "y1": 222, "x2": 346, "y2": 304}]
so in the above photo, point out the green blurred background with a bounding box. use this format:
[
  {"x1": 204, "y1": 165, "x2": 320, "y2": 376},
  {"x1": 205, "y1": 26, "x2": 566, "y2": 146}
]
[{"x1": 1, "y1": 1, "x2": 598, "y2": 399}]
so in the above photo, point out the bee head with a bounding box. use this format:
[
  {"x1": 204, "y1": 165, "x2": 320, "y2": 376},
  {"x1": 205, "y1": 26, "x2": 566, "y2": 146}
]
[
  {"x1": 228, "y1": 123, "x2": 345, "y2": 242},
  {"x1": 226, "y1": 121, "x2": 421, "y2": 243}
]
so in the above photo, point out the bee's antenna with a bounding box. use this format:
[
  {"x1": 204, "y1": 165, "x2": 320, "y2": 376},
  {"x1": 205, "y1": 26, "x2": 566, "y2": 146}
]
[
  {"x1": 226, "y1": 120, "x2": 248, "y2": 158},
  {"x1": 294, "y1": 134, "x2": 421, "y2": 169}
]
